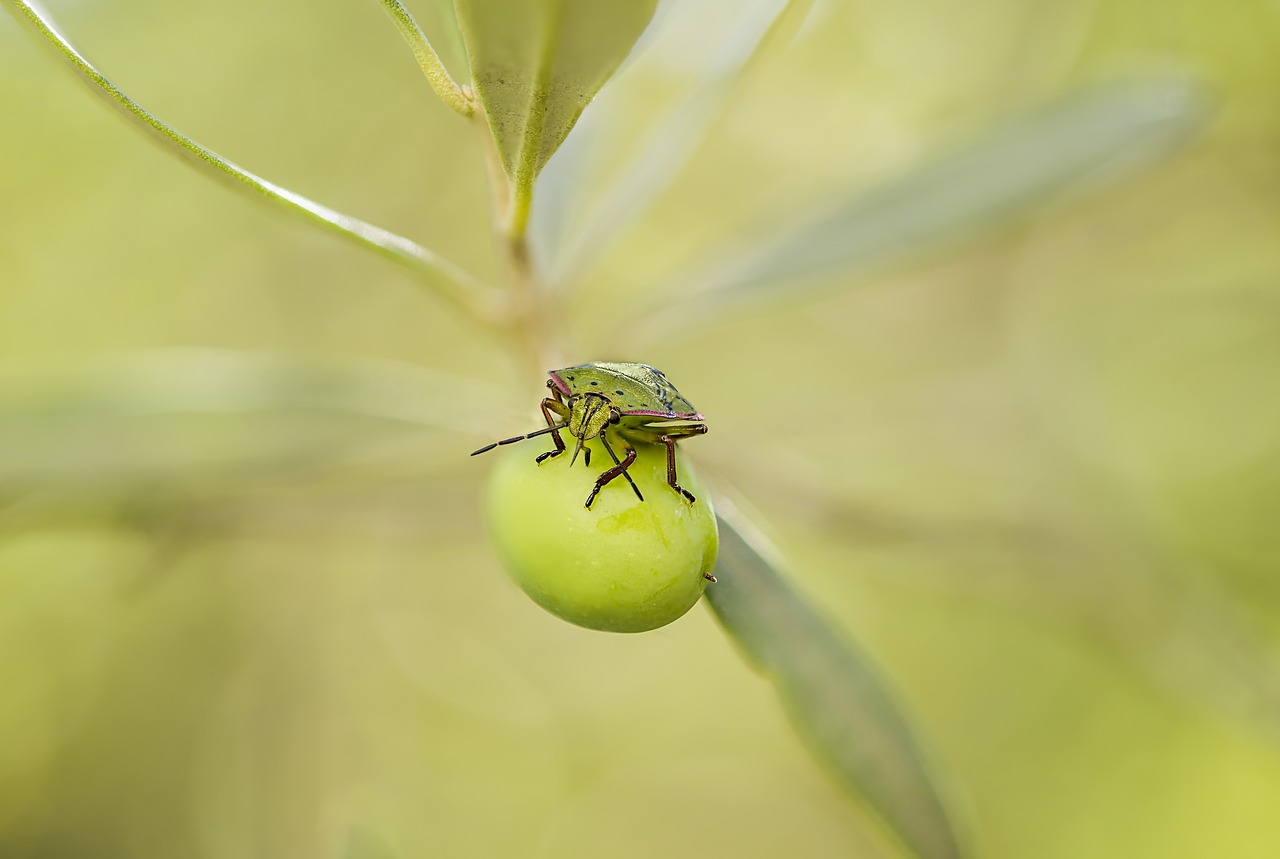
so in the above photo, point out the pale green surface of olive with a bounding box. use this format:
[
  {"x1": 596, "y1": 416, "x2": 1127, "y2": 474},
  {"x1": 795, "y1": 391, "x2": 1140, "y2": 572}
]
[{"x1": 484, "y1": 440, "x2": 718, "y2": 633}]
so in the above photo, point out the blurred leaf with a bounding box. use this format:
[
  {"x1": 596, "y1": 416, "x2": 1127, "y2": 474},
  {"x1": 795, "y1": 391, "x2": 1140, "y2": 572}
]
[
  {"x1": 4, "y1": 0, "x2": 496, "y2": 317},
  {"x1": 537, "y1": 0, "x2": 814, "y2": 287},
  {"x1": 377, "y1": 0, "x2": 475, "y2": 117},
  {"x1": 0, "y1": 349, "x2": 513, "y2": 490},
  {"x1": 454, "y1": 0, "x2": 659, "y2": 232},
  {"x1": 727, "y1": 451, "x2": 1280, "y2": 743},
  {"x1": 707, "y1": 498, "x2": 967, "y2": 859},
  {"x1": 644, "y1": 78, "x2": 1212, "y2": 336}
]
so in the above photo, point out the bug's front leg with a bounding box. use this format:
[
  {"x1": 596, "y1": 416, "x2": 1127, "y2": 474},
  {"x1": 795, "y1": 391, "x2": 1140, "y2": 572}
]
[
  {"x1": 659, "y1": 435, "x2": 696, "y2": 503},
  {"x1": 534, "y1": 397, "x2": 573, "y2": 464},
  {"x1": 585, "y1": 435, "x2": 642, "y2": 508}
]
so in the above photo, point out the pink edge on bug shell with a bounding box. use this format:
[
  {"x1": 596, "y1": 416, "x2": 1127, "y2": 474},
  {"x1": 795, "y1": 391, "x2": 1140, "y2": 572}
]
[
  {"x1": 622, "y1": 409, "x2": 705, "y2": 420},
  {"x1": 547, "y1": 372, "x2": 572, "y2": 396}
]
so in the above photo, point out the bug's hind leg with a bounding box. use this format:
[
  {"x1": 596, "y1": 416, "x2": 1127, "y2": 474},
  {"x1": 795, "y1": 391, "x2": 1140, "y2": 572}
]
[
  {"x1": 585, "y1": 435, "x2": 642, "y2": 508},
  {"x1": 659, "y1": 435, "x2": 696, "y2": 503}
]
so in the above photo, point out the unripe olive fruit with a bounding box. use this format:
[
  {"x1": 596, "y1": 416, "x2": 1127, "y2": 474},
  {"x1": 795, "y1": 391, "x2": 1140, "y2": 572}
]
[{"x1": 484, "y1": 439, "x2": 718, "y2": 633}]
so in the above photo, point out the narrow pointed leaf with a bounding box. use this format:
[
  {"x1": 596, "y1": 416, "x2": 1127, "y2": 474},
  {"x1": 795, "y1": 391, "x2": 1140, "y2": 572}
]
[
  {"x1": 454, "y1": 0, "x2": 658, "y2": 230},
  {"x1": 0, "y1": 349, "x2": 514, "y2": 488},
  {"x1": 650, "y1": 78, "x2": 1210, "y2": 333},
  {"x1": 707, "y1": 500, "x2": 967, "y2": 859},
  {"x1": 539, "y1": 0, "x2": 813, "y2": 286},
  {"x1": 5, "y1": 0, "x2": 495, "y2": 316}
]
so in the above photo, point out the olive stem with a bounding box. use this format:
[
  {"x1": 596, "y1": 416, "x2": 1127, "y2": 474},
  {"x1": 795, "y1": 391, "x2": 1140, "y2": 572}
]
[
  {"x1": 474, "y1": 113, "x2": 562, "y2": 378},
  {"x1": 375, "y1": 0, "x2": 475, "y2": 118}
]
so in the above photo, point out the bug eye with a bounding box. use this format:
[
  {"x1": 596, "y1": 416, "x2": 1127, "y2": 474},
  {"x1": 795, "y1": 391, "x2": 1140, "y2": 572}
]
[{"x1": 609, "y1": 411, "x2": 621, "y2": 424}]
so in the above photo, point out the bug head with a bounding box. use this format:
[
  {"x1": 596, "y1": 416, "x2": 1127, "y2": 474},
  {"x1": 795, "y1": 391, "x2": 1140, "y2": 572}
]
[{"x1": 568, "y1": 394, "x2": 616, "y2": 466}]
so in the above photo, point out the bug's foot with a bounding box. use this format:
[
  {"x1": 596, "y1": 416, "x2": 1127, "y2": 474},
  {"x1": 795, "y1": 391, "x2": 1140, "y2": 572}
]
[
  {"x1": 672, "y1": 484, "x2": 696, "y2": 504},
  {"x1": 703, "y1": 572, "x2": 717, "y2": 583},
  {"x1": 582, "y1": 448, "x2": 591, "y2": 468},
  {"x1": 535, "y1": 449, "x2": 563, "y2": 465}
]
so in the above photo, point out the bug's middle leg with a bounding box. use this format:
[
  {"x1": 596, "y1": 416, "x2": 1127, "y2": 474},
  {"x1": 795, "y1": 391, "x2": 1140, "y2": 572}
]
[
  {"x1": 659, "y1": 435, "x2": 696, "y2": 503},
  {"x1": 585, "y1": 435, "x2": 643, "y2": 508}
]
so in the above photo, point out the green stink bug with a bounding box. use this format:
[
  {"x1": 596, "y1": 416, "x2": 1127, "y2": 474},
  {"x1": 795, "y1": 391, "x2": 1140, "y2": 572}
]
[{"x1": 471, "y1": 362, "x2": 708, "y2": 509}]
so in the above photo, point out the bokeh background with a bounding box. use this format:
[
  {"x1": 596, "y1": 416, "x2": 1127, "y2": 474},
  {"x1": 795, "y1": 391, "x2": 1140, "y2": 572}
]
[{"x1": 3, "y1": 0, "x2": 1280, "y2": 857}]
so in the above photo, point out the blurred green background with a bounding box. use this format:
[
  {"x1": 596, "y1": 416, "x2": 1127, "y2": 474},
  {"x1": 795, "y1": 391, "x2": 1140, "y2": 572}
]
[{"x1": 3, "y1": 0, "x2": 1280, "y2": 857}]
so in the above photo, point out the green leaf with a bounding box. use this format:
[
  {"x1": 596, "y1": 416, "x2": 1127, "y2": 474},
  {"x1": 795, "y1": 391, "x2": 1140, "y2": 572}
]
[
  {"x1": 535, "y1": 0, "x2": 815, "y2": 286},
  {"x1": 4, "y1": 0, "x2": 496, "y2": 318},
  {"x1": 454, "y1": 0, "x2": 659, "y2": 234},
  {"x1": 706, "y1": 499, "x2": 968, "y2": 859},
  {"x1": 646, "y1": 78, "x2": 1211, "y2": 335},
  {"x1": 0, "y1": 349, "x2": 514, "y2": 490}
]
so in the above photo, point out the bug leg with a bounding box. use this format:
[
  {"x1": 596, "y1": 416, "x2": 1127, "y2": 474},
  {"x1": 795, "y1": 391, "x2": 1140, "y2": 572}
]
[
  {"x1": 586, "y1": 436, "x2": 642, "y2": 508},
  {"x1": 534, "y1": 397, "x2": 570, "y2": 464},
  {"x1": 474, "y1": 398, "x2": 573, "y2": 460},
  {"x1": 599, "y1": 434, "x2": 643, "y2": 503},
  {"x1": 659, "y1": 435, "x2": 696, "y2": 504}
]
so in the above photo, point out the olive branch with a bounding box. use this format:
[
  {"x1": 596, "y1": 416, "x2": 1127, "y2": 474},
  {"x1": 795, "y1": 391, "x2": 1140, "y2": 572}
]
[{"x1": 0, "y1": 2, "x2": 1216, "y2": 858}]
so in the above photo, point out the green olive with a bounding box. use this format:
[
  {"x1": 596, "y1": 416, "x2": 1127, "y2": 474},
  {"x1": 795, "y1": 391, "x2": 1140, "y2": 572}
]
[{"x1": 484, "y1": 439, "x2": 718, "y2": 633}]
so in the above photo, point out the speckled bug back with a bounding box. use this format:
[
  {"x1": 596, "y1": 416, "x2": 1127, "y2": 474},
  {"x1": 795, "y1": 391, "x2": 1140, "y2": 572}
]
[
  {"x1": 549, "y1": 362, "x2": 703, "y2": 420},
  {"x1": 474, "y1": 361, "x2": 706, "y2": 509}
]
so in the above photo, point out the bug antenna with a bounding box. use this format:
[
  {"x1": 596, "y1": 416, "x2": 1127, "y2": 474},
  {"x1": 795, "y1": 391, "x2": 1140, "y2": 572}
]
[{"x1": 471, "y1": 423, "x2": 562, "y2": 456}]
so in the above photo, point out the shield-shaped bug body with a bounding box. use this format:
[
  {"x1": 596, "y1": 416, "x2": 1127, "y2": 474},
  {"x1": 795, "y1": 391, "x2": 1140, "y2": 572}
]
[{"x1": 472, "y1": 362, "x2": 708, "y2": 510}]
